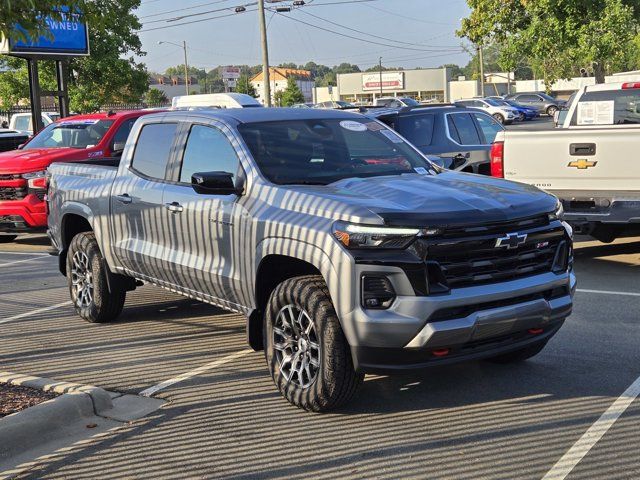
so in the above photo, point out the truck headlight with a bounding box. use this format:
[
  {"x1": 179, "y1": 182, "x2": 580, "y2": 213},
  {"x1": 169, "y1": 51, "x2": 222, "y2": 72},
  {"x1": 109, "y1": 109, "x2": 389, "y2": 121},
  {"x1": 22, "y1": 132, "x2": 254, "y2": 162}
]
[
  {"x1": 333, "y1": 222, "x2": 420, "y2": 249},
  {"x1": 549, "y1": 200, "x2": 564, "y2": 221},
  {"x1": 22, "y1": 170, "x2": 47, "y2": 179}
]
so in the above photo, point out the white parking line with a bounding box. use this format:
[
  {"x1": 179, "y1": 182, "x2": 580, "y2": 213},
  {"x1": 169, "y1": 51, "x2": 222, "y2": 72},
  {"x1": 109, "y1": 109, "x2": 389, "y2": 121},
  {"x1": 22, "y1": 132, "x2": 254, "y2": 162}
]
[
  {"x1": 0, "y1": 255, "x2": 51, "y2": 268},
  {"x1": 542, "y1": 375, "x2": 640, "y2": 480},
  {"x1": 0, "y1": 301, "x2": 72, "y2": 325},
  {"x1": 576, "y1": 288, "x2": 640, "y2": 297},
  {"x1": 0, "y1": 251, "x2": 49, "y2": 256},
  {"x1": 140, "y1": 349, "x2": 253, "y2": 397}
]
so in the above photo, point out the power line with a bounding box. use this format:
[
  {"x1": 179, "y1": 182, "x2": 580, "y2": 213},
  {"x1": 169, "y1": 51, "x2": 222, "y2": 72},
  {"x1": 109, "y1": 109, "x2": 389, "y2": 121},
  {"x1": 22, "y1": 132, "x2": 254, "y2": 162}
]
[
  {"x1": 139, "y1": 9, "x2": 256, "y2": 32},
  {"x1": 296, "y1": 8, "x2": 462, "y2": 50},
  {"x1": 142, "y1": 2, "x2": 256, "y2": 25},
  {"x1": 272, "y1": 10, "x2": 457, "y2": 52},
  {"x1": 139, "y1": 0, "x2": 232, "y2": 20},
  {"x1": 364, "y1": 4, "x2": 457, "y2": 26}
]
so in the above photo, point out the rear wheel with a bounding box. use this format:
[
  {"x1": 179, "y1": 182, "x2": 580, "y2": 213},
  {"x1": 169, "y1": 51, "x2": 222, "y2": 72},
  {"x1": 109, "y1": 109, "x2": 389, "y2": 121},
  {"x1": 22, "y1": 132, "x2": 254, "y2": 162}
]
[
  {"x1": 492, "y1": 113, "x2": 505, "y2": 124},
  {"x1": 67, "y1": 232, "x2": 126, "y2": 323},
  {"x1": 0, "y1": 235, "x2": 17, "y2": 243},
  {"x1": 264, "y1": 275, "x2": 364, "y2": 412},
  {"x1": 486, "y1": 340, "x2": 548, "y2": 364}
]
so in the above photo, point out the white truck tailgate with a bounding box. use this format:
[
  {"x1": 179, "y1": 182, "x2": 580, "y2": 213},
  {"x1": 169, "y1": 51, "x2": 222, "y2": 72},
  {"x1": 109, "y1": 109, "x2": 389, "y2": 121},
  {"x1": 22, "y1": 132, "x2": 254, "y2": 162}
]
[{"x1": 503, "y1": 127, "x2": 640, "y2": 191}]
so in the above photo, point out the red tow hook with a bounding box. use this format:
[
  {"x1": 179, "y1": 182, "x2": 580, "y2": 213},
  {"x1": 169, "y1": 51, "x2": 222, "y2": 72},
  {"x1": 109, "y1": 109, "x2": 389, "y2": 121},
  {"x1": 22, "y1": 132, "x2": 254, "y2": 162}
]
[
  {"x1": 528, "y1": 328, "x2": 544, "y2": 335},
  {"x1": 432, "y1": 348, "x2": 451, "y2": 357}
]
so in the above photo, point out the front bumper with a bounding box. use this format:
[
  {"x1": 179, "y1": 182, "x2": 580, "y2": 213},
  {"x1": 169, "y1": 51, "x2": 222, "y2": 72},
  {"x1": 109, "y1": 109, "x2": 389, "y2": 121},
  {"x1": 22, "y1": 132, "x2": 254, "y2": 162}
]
[
  {"x1": 345, "y1": 270, "x2": 576, "y2": 373},
  {"x1": 0, "y1": 195, "x2": 47, "y2": 232}
]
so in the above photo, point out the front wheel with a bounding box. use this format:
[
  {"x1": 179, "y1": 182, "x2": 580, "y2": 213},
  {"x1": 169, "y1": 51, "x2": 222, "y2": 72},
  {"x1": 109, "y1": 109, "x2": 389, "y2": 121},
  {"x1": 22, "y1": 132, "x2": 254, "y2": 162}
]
[
  {"x1": 546, "y1": 105, "x2": 558, "y2": 117},
  {"x1": 485, "y1": 340, "x2": 548, "y2": 364},
  {"x1": 264, "y1": 275, "x2": 364, "y2": 412},
  {"x1": 0, "y1": 235, "x2": 17, "y2": 243},
  {"x1": 492, "y1": 113, "x2": 505, "y2": 124},
  {"x1": 67, "y1": 232, "x2": 126, "y2": 323}
]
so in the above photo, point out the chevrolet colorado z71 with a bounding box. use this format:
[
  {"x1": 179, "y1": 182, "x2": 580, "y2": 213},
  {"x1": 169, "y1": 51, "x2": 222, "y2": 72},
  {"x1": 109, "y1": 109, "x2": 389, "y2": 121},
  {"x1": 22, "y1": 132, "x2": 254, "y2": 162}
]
[
  {"x1": 0, "y1": 110, "x2": 159, "y2": 242},
  {"x1": 48, "y1": 108, "x2": 576, "y2": 411}
]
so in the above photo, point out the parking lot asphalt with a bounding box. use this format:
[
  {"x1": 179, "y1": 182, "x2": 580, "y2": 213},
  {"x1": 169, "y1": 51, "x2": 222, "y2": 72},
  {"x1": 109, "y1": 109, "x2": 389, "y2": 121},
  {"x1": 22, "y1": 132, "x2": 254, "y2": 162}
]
[{"x1": 1, "y1": 234, "x2": 639, "y2": 479}]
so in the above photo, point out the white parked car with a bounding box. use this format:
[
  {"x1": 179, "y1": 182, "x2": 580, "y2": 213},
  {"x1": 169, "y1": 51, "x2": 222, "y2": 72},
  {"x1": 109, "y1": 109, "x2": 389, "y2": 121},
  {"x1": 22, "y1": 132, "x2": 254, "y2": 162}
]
[
  {"x1": 9, "y1": 112, "x2": 60, "y2": 135},
  {"x1": 454, "y1": 98, "x2": 519, "y2": 125},
  {"x1": 374, "y1": 97, "x2": 421, "y2": 108}
]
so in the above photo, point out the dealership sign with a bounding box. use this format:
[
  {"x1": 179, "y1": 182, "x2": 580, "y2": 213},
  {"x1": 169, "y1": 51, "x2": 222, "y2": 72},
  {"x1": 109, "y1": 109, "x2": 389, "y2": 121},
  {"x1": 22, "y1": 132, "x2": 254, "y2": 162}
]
[
  {"x1": 362, "y1": 72, "x2": 404, "y2": 91},
  {"x1": 222, "y1": 66, "x2": 242, "y2": 80},
  {"x1": 0, "y1": 10, "x2": 89, "y2": 57}
]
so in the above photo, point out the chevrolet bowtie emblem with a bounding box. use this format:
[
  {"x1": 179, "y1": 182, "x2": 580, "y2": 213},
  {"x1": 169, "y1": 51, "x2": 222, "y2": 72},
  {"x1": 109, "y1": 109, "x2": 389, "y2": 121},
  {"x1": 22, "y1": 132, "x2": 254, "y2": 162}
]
[
  {"x1": 568, "y1": 159, "x2": 597, "y2": 169},
  {"x1": 495, "y1": 232, "x2": 527, "y2": 250}
]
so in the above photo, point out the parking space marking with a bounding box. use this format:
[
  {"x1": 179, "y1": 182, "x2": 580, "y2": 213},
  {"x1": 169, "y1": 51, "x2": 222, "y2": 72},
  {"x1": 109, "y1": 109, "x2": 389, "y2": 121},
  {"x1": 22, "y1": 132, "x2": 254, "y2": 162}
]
[
  {"x1": 0, "y1": 301, "x2": 72, "y2": 325},
  {"x1": 0, "y1": 255, "x2": 51, "y2": 268},
  {"x1": 576, "y1": 288, "x2": 640, "y2": 297},
  {"x1": 140, "y1": 348, "x2": 253, "y2": 397},
  {"x1": 542, "y1": 375, "x2": 640, "y2": 480},
  {"x1": 0, "y1": 251, "x2": 49, "y2": 256}
]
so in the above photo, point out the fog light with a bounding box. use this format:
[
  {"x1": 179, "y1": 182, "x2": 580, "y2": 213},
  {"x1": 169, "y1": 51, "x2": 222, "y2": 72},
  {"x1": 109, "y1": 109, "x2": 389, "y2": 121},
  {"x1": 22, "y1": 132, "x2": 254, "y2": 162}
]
[{"x1": 361, "y1": 275, "x2": 396, "y2": 310}]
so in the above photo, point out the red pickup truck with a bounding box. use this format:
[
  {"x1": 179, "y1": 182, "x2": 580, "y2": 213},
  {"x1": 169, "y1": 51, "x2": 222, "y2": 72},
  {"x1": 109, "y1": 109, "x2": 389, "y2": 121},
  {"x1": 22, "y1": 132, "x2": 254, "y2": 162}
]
[{"x1": 0, "y1": 110, "x2": 160, "y2": 242}]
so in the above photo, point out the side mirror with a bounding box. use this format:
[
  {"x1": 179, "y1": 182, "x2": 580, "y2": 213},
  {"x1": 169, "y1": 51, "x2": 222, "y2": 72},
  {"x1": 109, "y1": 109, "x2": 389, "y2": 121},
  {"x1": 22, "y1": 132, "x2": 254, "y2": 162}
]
[
  {"x1": 17, "y1": 144, "x2": 24, "y2": 150},
  {"x1": 192, "y1": 171, "x2": 240, "y2": 195},
  {"x1": 111, "y1": 142, "x2": 126, "y2": 157}
]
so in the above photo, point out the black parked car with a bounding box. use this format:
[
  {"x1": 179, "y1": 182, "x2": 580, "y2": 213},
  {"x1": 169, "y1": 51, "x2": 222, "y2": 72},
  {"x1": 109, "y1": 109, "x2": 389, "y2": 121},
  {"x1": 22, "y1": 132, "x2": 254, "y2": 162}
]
[
  {"x1": 504, "y1": 92, "x2": 566, "y2": 117},
  {"x1": 364, "y1": 104, "x2": 504, "y2": 175}
]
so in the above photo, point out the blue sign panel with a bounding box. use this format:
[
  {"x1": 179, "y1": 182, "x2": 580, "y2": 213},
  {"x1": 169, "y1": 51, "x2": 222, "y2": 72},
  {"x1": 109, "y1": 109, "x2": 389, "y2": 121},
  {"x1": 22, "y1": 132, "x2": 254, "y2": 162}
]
[{"x1": 9, "y1": 11, "x2": 89, "y2": 56}]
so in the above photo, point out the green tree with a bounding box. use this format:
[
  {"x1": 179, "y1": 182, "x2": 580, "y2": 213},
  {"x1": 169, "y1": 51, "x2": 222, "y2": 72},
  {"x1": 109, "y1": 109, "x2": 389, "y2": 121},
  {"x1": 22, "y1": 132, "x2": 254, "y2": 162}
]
[
  {"x1": 235, "y1": 75, "x2": 257, "y2": 97},
  {"x1": 280, "y1": 77, "x2": 305, "y2": 106},
  {"x1": 0, "y1": 0, "x2": 148, "y2": 112},
  {"x1": 0, "y1": 1, "x2": 87, "y2": 42},
  {"x1": 458, "y1": 0, "x2": 640, "y2": 85},
  {"x1": 144, "y1": 88, "x2": 168, "y2": 104}
]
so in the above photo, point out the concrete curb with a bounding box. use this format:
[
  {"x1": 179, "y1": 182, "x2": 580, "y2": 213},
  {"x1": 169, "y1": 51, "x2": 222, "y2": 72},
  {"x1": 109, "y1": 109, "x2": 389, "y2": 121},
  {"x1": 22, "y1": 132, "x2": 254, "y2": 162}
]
[{"x1": 0, "y1": 371, "x2": 113, "y2": 415}]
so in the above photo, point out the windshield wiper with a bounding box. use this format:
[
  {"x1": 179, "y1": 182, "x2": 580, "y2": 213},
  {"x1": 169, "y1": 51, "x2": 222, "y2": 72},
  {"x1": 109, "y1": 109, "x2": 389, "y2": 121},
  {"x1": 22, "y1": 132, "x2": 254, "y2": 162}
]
[{"x1": 281, "y1": 180, "x2": 328, "y2": 186}]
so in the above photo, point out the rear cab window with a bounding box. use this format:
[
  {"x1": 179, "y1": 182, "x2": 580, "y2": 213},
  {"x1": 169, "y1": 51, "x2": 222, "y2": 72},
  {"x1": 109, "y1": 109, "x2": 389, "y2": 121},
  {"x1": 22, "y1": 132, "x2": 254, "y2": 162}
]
[
  {"x1": 131, "y1": 123, "x2": 178, "y2": 180},
  {"x1": 571, "y1": 87, "x2": 640, "y2": 125}
]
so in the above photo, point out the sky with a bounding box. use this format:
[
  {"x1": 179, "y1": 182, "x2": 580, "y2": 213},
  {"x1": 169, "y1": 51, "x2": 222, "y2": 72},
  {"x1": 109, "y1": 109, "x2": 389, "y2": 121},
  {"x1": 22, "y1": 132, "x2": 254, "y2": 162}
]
[{"x1": 136, "y1": 0, "x2": 473, "y2": 74}]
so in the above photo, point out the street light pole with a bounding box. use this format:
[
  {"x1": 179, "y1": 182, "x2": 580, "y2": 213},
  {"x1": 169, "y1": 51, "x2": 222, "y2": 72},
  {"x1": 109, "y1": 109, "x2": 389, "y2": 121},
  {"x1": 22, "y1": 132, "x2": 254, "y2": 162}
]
[
  {"x1": 182, "y1": 40, "x2": 190, "y2": 95},
  {"x1": 379, "y1": 57, "x2": 383, "y2": 99},
  {"x1": 258, "y1": 0, "x2": 271, "y2": 106},
  {"x1": 478, "y1": 44, "x2": 485, "y2": 97}
]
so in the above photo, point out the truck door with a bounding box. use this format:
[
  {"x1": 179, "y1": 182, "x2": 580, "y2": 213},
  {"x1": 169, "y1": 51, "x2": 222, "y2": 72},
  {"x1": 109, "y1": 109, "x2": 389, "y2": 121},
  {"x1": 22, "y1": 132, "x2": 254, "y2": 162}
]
[
  {"x1": 161, "y1": 121, "x2": 249, "y2": 306},
  {"x1": 110, "y1": 121, "x2": 181, "y2": 282}
]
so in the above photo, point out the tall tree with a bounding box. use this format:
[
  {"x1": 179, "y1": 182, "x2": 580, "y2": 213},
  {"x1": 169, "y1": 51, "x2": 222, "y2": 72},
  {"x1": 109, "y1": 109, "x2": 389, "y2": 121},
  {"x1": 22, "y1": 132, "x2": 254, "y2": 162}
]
[
  {"x1": 459, "y1": 0, "x2": 640, "y2": 86},
  {"x1": 144, "y1": 88, "x2": 168, "y2": 104},
  {"x1": 235, "y1": 75, "x2": 257, "y2": 97},
  {"x1": 0, "y1": 0, "x2": 148, "y2": 111},
  {"x1": 280, "y1": 77, "x2": 305, "y2": 106}
]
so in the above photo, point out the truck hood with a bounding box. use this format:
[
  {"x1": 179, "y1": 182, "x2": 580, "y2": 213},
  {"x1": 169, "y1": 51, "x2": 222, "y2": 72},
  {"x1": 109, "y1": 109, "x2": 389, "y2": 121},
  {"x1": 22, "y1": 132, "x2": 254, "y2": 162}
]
[
  {"x1": 0, "y1": 147, "x2": 82, "y2": 174},
  {"x1": 293, "y1": 172, "x2": 557, "y2": 227}
]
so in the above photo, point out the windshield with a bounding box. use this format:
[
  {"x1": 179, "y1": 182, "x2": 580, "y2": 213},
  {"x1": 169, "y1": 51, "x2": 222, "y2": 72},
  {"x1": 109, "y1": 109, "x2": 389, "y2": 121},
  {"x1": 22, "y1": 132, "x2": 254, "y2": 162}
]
[
  {"x1": 400, "y1": 98, "x2": 420, "y2": 106},
  {"x1": 484, "y1": 98, "x2": 502, "y2": 107},
  {"x1": 238, "y1": 118, "x2": 434, "y2": 185},
  {"x1": 336, "y1": 101, "x2": 354, "y2": 108},
  {"x1": 24, "y1": 120, "x2": 114, "y2": 150}
]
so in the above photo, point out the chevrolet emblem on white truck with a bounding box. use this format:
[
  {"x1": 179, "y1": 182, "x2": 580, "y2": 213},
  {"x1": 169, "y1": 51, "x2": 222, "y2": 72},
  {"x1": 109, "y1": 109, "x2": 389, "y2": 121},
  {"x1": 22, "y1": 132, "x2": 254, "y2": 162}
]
[{"x1": 495, "y1": 232, "x2": 528, "y2": 249}]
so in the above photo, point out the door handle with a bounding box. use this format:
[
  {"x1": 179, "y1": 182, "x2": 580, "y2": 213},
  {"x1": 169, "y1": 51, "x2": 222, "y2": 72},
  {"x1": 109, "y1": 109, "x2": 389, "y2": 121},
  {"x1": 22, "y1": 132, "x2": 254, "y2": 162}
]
[
  {"x1": 165, "y1": 202, "x2": 183, "y2": 213},
  {"x1": 114, "y1": 193, "x2": 132, "y2": 204}
]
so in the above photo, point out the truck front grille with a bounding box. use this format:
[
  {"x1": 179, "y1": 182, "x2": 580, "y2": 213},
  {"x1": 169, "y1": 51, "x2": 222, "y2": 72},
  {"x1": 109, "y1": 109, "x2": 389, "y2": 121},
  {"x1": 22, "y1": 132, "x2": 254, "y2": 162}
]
[
  {"x1": 420, "y1": 226, "x2": 568, "y2": 290},
  {"x1": 0, "y1": 187, "x2": 28, "y2": 201}
]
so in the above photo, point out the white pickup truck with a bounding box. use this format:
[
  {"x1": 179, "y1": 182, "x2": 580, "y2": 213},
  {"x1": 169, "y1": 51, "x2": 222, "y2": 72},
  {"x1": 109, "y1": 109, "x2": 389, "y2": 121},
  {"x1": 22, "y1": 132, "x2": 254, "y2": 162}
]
[{"x1": 491, "y1": 82, "x2": 640, "y2": 242}]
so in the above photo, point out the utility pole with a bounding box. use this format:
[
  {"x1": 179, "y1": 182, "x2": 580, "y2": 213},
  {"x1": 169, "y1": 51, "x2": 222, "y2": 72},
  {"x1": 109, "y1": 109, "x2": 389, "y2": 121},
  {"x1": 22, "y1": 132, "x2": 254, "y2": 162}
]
[
  {"x1": 379, "y1": 57, "x2": 383, "y2": 99},
  {"x1": 182, "y1": 40, "x2": 190, "y2": 95},
  {"x1": 258, "y1": 0, "x2": 271, "y2": 106},
  {"x1": 478, "y1": 44, "x2": 485, "y2": 97}
]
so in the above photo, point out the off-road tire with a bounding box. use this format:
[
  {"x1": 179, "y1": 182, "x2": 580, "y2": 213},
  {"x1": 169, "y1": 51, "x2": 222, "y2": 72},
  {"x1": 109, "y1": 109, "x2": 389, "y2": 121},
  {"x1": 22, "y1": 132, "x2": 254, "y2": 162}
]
[
  {"x1": 0, "y1": 235, "x2": 17, "y2": 243},
  {"x1": 493, "y1": 113, "x2": 505, "y2": 124},
  {"x1": 486, "y1": 340, "x2": 548, "y2": 364},
  {"x1": 67, "y1": 232, "x2": 126, "y2": 323},
  {"x1": 264, "y1": 275, "x2": 364, "y2": 412}
]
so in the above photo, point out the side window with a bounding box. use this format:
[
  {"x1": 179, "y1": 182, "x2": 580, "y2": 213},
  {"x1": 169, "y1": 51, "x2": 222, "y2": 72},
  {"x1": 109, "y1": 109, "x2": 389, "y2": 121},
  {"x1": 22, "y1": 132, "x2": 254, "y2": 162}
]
[
  {"x1": 396, "y1": 114, "x2": 435, "y2": 147},
  {"x1": 447, "y1": 116, "x2": 461, "y2": 143},
  {"x1": 111, "y1": 118, "x2": 137, "y2": 148},
  {"x1": 131, "y1": 123, "x2": 178, "y2": 180},
  {"x1": 448, "y1": 113, "x2": 481, "y2": 145},
  {"x1": 472, "y1": 113, "x2": 504, "y2": 144},
  {"x1": 179, "y1": 124, "x2": 240, "y2": 183},
  {"x1": 520, "y1": 94, "x2": 540, "y2": 102}
]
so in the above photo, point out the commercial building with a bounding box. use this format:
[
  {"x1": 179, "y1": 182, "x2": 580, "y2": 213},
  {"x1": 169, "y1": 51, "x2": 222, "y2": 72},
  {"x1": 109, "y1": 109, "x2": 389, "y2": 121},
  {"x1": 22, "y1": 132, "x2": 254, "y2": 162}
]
[
  {"x1": 148, "y1": 75, "x2": 200, "y2": 100},
  {"x1": 250, "y1": 68, "x2": 314, "y2": 105},
  {"x1": 336, "y1": 67, "x2": 452, "y2": 103}
]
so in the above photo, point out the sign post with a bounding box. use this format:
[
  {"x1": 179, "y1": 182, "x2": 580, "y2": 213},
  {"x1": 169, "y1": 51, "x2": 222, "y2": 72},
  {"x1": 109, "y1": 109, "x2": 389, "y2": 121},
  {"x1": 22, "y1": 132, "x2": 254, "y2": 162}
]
[
  {"x1": 1, "y1": 9, "x2": 89, "y2": 131},
  {"x1": 221, "y1": 66, "x2": 241, "y2": 93}
]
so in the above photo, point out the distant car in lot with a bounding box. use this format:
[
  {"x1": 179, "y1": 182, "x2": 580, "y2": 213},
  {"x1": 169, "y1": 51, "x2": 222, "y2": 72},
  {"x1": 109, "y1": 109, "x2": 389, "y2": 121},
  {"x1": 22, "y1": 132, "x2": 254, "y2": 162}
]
[
  {"x1": 500, "y1": 99, "x2": 539, "y2": 121},
  {"x1": 374, "y1": 97, "x2": 420, "y2": 108},
  {"x1": 315, "y1": 100, "x2": 355, "y2": 109},
  {"x1": 291, "y1": 103, "x2": 315, "y2": 108},
  {"x1": 504, "y1": 92, "x2": 566, "y2": 117},
  {"x1": 0, "y1": 129, "x2": 29, "y2": 152},
  {"x1": 454, "y1": 98, "x2": 519, "y2": 124},
  {"x1": 366, "y1": 104, "x2": 505, "y2": 175},
  {"x1": 9, "y1": 112, "x2": 60, "y2": 135}
]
